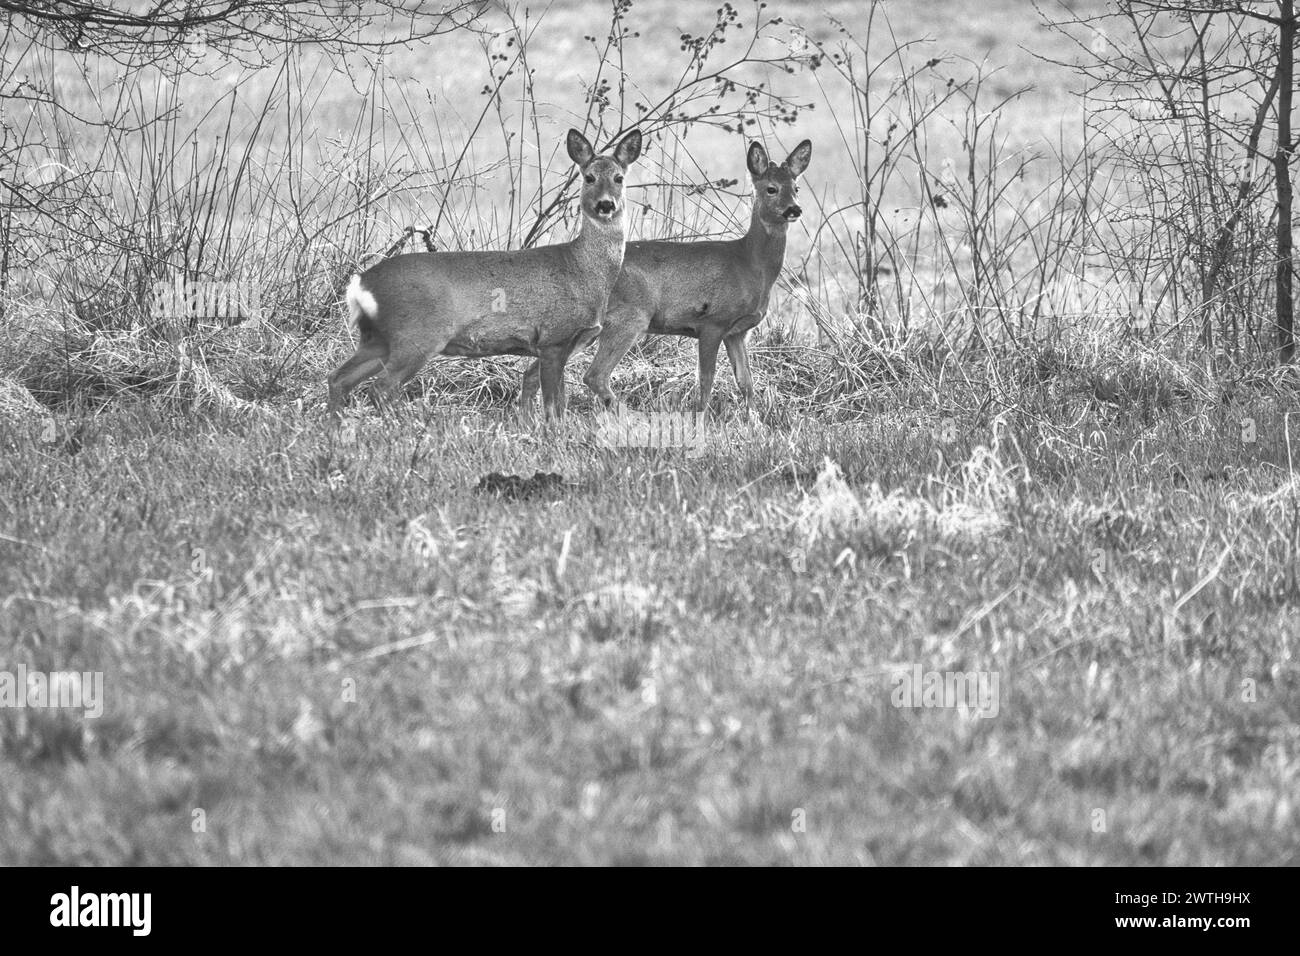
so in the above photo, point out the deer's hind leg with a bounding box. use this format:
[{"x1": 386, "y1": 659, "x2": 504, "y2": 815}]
[
  {"x1": 328, "y1": 340, "x2": 388, "y2": 418},
  {"x1": 372, "y1": 327, "x2": 447, "y2": 413}
]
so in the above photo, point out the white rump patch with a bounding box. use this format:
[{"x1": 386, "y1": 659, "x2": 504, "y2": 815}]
[{"x1": 344, "y1": 274, "x2": 378, "y2": 325}]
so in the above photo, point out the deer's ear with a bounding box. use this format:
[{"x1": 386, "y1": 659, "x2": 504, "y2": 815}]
[
  {"x1": 613, "y1": 129, "x2": 642, "y2": 167},
  {"x1": 747, "y1": 141, "x2": 770, "y2": 178},
  {"x1": 784, "y1": 140, "x2": 812, "y2": 177},
  {"x1": 567, "y1": 129, "x2": 595, "y2": 167}
]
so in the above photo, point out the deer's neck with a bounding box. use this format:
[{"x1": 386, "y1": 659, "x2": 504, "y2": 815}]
[
  {"x1": 573, "y1": 214, "x2": 627, "y2": 277},
  {"x1": 741, "y1": 208, "x2": 789, "y2": 283}
]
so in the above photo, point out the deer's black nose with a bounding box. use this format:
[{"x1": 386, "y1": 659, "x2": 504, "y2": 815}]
[
  {"x1": 784, "y1": 205, "x2": 802, "y2": 221},
  {"x1": 596, "y1": 200, "x2": 616, "y2": 215}
]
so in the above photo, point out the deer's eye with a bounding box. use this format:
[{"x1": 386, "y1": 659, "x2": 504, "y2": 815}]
[
  {"x1": 614, "y1": 175, "x2": 624, "y2": 184},
  {"x1": 766, "y1": 186, "x2": 778, "y2": 195},
  {"x1": 585, "y1": 174, "x2": 596, "y2": 184}
]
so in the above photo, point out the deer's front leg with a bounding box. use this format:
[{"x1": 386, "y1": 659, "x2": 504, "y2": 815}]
[
  {"x1": 724, "y1": 329, "x2": 755, "y2": 408},
  {"x1": 584, "y1": 306, "x2": 649, "y2": 409},
  {"x1": 696, "y1": 328, "x2": 725, "y2": 414},
  {"x1": 520, "y1": 360, "x2": 542, "y2": 420},
  {"x1": 537, "y1": 346, "x2": 567, "y2": 421},
  {"x1": 557, "y1": 323, "x2": 601, "y2": 417}
]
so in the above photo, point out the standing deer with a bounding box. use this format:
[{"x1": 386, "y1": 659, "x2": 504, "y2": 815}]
[
  {"x1": 327, "y1": 128, "x2": 643, "y2": 420},
  {"x1": 520, "y1": 137, "x2": 811, "y2": 415}
]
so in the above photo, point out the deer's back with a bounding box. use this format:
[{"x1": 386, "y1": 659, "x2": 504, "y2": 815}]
[
  {"x1": 613, "y1": 239, "x2": 773, "y2": 336},
  {"x1": 361, "y1": 244, "x2": 619, "y2": 354}
]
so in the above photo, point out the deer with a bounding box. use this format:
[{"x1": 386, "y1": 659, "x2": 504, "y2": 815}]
[
  {"x1": 519, "y1": 137, "x2": 811, "y2": 417},
  {"x1": 327, "y1": 128, "x2": 643, "y2": 420}
]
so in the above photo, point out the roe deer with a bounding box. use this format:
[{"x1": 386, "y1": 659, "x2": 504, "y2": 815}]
[
  {"x1": 520, "y1": 137, "x2": 810, "y2": 415},
  {"x1": 327, "y1": 128, "x2": 643, "y2": 420}
]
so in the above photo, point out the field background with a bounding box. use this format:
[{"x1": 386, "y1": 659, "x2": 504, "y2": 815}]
[{"x1": 1, "y1": 0, "x2": 1298, "y2": 865}]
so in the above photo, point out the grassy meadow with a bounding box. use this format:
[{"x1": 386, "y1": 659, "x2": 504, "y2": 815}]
[
  {"x1": 2, "y1": 346, "x2": 1299, "y2": 864},
  {"x1": 1, "y1": 0, "x2": 1299, "y2": 865}
]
